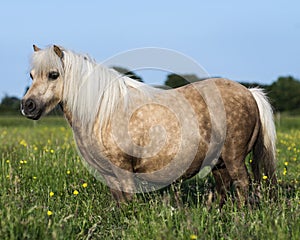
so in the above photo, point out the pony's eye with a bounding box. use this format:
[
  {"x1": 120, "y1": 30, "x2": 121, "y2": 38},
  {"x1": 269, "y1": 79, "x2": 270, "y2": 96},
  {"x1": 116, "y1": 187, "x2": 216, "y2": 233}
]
[
  {"x1": 48, "y1": 71, "x2": 60, "y2": 80},
  {"x1": 30, "y1": 73, "x2": 33, "y2": 80}
]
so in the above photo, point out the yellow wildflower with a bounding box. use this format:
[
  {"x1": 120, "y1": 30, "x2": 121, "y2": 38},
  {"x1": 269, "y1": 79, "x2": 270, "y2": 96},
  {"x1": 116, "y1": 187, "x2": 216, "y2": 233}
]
[
  {"x1": 262, "y1": 175, "x2": 268, "y2": 180},
  {"x1": 49, "y1": 192, "x2": 54, "y2": 197},
  {"x1": 82, "y1": 183, "x2": 88, "y2": 188},
  {"x1": 190, "y1": 234, "x2": 197, "y2": 240},
  {"x1": 73, "y1": 190, "x2": 79, "y2": 195},
  {"x1": 47, "y1": 210, "x2": 53, "y2": 216},
  {"x1": 284, "y1": 161, "x2": 288, "y2": 166},
  {"x1": 19, "y1": 139, "x2": 27, "y2": 147},
  {"x1": 67, "y1": 170, "x2": 71, "y2": 175}
]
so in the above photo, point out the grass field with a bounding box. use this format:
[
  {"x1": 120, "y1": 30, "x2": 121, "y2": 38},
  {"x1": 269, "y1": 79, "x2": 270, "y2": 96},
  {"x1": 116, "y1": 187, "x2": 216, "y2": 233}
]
[{"x1": 0, "y1": 116, "x2": 299, "y2": 239}]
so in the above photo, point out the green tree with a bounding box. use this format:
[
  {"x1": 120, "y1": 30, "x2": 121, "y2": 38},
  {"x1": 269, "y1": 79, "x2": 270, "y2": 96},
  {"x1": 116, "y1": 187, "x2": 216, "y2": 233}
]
[
  {"x1": 239, "y1": 82, "x2": 269, "y2": 89},
  {"x1": 164, "y1": 74, "x2": 202, "y2": 88},
  {"x1": 268, "y1": 76, "x2": 300, "y2": 112},
  {"x1": 112, "y1": 66, "x2": 143, "y2": 82},
  {"x1": 0, "y1": 95, "x2": 20, "y2": 115}
]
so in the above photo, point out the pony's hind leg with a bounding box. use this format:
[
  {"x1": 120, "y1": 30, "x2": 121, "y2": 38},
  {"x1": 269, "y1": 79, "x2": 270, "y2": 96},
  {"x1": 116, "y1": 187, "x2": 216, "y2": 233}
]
[
  {"x1": 226, "y1": 160, "x2": 250, "y2": 207},
  {"x1": 212, "y1": 164, "x2": 232, "y2": 208}
]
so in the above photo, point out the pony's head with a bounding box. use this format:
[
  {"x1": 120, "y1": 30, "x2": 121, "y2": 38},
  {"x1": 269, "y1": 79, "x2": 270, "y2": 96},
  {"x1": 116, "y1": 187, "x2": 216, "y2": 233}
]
[{"x1": 21, "y1": 45, "x2": 64, "y2": 120}]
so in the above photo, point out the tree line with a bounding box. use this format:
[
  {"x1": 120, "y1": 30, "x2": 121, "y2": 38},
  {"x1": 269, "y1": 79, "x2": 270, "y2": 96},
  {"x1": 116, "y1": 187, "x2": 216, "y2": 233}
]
[{"x1": 1, "y1": 69, "x2": 299, "y2": 115}]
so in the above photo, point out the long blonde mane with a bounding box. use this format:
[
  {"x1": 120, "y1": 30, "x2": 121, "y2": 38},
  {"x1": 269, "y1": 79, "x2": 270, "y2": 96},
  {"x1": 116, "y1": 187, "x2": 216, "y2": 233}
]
[{"x1": 31, "y1": 46, "x2": 160, "y2": 130}]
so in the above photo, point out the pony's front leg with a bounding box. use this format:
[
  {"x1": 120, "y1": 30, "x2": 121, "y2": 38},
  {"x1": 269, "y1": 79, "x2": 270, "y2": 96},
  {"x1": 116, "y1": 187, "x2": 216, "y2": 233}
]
[
  {"x1": 104, "y1": 162, "x2": 136, "y2": 205},
  {"x1": 104, "y1": 175, "x2": 134, "y2": 205},
  {"x1": 109, "y1": 188, "x2": 133, "y2": 205},
  {"x1": 113, "y1": 164, "x2": 136, "y2": 201}
]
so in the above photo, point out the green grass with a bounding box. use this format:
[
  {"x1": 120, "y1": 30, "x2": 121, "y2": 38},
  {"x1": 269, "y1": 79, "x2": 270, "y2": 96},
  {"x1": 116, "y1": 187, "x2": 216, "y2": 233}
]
[{"x1": 0, "y1": 116, "x2": 299, "y2": 239}]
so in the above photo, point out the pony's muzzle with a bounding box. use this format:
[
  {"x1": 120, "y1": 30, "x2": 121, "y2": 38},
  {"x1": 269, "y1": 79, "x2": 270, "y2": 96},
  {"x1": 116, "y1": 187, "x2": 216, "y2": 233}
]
[
  {"x1": 24, "y1": 99, "x2": 36, "y2": 112},
  {"x1": 21, "y1": 98, "x2": 42, "y2": 120}
]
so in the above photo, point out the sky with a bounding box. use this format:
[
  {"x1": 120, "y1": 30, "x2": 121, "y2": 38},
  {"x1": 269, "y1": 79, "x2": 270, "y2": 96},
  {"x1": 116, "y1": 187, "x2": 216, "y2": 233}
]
[{"x1": 0, "y1": 0, "x2": 300, "y2": 99}]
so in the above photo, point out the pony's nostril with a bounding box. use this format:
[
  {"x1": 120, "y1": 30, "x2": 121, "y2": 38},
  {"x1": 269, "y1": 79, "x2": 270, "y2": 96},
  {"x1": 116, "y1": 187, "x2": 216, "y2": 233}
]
[{"x1": 25, "y1": 99, "x2": 36, "y2": 112}]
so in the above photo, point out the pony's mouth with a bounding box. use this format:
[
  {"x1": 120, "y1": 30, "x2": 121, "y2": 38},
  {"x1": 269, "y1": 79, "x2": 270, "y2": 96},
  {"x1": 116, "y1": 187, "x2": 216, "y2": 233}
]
[
  {"x1": 24, "y1": 111, "x2": 43, "y2": 120},
  {"x1": 21, "y1": 99, "x2": 44, "y2": 120}
]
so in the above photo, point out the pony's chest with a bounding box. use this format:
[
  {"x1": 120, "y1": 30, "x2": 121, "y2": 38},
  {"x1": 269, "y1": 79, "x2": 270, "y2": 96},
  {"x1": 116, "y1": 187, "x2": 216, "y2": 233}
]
[{"x1": 72, "y1": 128, "x2": 113, "y2": 170}]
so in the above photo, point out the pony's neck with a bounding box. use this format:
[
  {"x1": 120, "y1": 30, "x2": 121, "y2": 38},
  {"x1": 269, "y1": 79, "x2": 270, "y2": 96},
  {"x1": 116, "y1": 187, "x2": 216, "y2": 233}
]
[
  {"x1": 60, "y1": 102, "x2": 73, "y2": 127},
  {"x1": 62, "y1": 51, "x2": 137, "y2": 131}
]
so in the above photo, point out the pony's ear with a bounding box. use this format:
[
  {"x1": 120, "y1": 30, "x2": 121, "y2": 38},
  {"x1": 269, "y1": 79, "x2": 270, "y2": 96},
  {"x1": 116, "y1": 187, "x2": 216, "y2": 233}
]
[
  {"x1": 53, "y1": 45, "x2": 64, "y2": 59},
  {"x1": 33, "y1": 45, "x2": 41, "y2": 52}
]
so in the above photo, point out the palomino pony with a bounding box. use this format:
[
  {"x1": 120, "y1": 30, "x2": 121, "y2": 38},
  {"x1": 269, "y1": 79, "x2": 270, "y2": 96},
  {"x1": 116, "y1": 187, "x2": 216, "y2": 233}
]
[{"x1": 21, "y1": 45, "x2": 277, "y2": 206}]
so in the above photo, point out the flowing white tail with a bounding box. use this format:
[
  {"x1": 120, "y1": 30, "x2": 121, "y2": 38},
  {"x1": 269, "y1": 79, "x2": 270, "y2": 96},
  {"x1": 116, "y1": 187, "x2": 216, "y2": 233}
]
[{"x1": 249, "y1": 88, "x2": 277, "y2": 185}]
